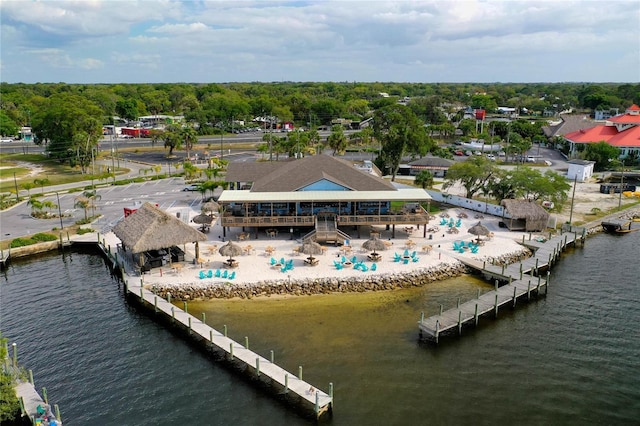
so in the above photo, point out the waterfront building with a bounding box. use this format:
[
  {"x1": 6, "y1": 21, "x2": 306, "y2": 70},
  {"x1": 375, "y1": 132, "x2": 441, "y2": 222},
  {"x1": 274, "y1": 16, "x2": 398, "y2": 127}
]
[{"x1": 218, "y1": 155, "x2": 432, "y2": 242}]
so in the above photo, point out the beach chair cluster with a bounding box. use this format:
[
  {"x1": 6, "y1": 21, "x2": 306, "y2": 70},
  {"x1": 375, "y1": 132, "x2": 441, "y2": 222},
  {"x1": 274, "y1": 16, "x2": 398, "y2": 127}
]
[
  {"x1": 440, "y1": 217, "x2": 463, "y2": 228},
  {"x1": 394, "y1": 250, "x2": 419, "y2": 264},
  {"x1": 199, "y1": 269, "x2": 236, "y2": 280},
  {"x1": 333, "y1": 255, "x2": 377, "y2": 272},
  {"x1": 270, "y1": 257, "x2": 294, "y2": 273},
  {"x1": 452, "y1": 240, "x2": 479, "y2": 254}
]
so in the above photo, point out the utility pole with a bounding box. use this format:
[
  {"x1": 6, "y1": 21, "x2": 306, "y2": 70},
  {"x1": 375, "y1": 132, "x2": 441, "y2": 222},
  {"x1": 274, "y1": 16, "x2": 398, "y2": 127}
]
[
  {"x1": 618, "y1": 159, "x2": 625, "y2": 209},
  {"x1": 220, "y1": 119, "x2": 224, "y2": 160},
  {"x1": 569, "y1": 174, "x2": 577, "y2": 224},
  {"x1": 55, "y1": 192, "x2": 63, "y2": 229},
  {"x1": 269, "y1": 116, "x2": 273, "y2": 162}
]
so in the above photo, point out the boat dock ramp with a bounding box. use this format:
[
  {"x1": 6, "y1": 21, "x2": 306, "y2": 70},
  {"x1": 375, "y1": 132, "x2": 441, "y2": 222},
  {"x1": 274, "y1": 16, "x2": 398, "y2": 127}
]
[
  {"x1": 419, "y1": 226, "x2": 586, "y2": 343},
  {"x1": 96, "y1": 236, "x2": 333, "y2": 420}
]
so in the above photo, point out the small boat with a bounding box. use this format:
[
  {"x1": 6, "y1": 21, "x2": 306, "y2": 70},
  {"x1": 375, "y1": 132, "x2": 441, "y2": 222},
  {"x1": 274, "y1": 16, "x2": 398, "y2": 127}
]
[{"x1": 601, "y1": 220, "x2": 637, "y2": 234}]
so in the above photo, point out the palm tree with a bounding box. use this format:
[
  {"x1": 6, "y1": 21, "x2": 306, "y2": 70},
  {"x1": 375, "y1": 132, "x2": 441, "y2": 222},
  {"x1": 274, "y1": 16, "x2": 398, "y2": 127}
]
[
  {"x1": 415, "y1": 170, "x2": 434, "y2": 189},
  {"x1": 33, "y1": 178, "x2": 49, "y2": 194},
  {"x1": 74, "y1": 196, "x2": 92, "y2": 221},
  {"x1": 41, "y1": 200, "x2": 57, "y2": 217},
  {"x1": 327, "y1": 125, "x2": 347, "y2": 156},
  {"x1": 21, "y1": 182, "x2": 35, "y2": 198},
  {"x1": 27, "y1": 197, "x2": 44, "y2": 216},
  {"x1": 181, "y1": 125, "x2": 198, "y2": 160},
  {"x1": 82, "y1": 190, "x2": 101, "y2": 217}
]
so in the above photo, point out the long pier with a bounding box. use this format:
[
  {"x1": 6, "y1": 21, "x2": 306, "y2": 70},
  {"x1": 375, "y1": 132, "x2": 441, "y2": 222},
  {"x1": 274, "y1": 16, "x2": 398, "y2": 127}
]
[
  {"x1": 419, "y1": 225, "x2": 586, "y2": 343},
  {"x1": 97, "y1": 238, "x2": 333, "y2": 420}
]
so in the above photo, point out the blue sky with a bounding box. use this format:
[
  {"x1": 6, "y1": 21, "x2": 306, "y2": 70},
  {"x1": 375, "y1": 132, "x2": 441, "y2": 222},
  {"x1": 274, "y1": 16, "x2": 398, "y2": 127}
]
[{"x1": 1, "y1": 0, "x2": 638, "y2": 84}]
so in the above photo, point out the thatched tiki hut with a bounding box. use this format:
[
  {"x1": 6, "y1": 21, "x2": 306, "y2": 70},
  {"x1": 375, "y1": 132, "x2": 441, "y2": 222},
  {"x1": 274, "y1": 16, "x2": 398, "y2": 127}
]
[
  {"x1": 500, "y1": 199, "x2": 550, "y2": 232},
  {"x1": 113, "y1": 202, "x2": 207, "y2": 268}
]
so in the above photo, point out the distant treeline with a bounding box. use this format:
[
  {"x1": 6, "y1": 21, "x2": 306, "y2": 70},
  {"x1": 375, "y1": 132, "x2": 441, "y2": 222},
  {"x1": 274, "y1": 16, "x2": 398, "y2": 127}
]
[{"x1": 1, "y1": 82, "x2": 638, "y2": 133}]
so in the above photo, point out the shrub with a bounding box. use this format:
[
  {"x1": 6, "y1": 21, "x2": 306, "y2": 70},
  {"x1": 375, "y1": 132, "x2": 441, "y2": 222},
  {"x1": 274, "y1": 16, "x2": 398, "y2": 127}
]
[
  {"x1": 10, "y1": 233, "x2": 57, "y2": 248},
  {"x1": 77, "y1": 228, "x2": 94, "y2": 235}
]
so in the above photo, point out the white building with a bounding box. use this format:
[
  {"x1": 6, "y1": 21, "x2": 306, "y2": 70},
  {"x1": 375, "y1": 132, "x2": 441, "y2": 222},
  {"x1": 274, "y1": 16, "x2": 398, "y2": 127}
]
[{"x1": 567, "y1": 160, "x2": 595, "y2": 182}]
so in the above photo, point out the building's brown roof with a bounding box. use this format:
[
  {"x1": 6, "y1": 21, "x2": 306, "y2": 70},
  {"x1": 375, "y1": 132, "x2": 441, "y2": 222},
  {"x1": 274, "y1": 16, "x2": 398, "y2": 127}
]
[
  {"x1": 542, "y1": 115, "x2": 594, "y2": 138},
  {"x1": 226, "y1": 155, "x2": 396, "y2": 192},
  {"x1": 112, "y1": 202, "x2": 206, "y2": 253},
  {"x1": 224, "y1": 161, "x2": 281, "y2": 183}
]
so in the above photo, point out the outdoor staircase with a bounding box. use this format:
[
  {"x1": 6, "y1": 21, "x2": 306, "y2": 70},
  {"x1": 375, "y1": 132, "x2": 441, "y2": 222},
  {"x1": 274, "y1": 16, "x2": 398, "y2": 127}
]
[{"x1": 303, "y1": 215, "x2": 351, "y2": 245}]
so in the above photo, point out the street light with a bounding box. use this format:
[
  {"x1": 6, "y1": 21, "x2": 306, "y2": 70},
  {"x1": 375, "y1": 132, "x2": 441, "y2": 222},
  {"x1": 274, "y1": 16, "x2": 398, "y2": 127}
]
[
  {"x1": 618, "y1": 158, "x2": 625, "y2": 209},
  {"x1": 55, "y1": 192, "x2": 63, "y2": 229}
]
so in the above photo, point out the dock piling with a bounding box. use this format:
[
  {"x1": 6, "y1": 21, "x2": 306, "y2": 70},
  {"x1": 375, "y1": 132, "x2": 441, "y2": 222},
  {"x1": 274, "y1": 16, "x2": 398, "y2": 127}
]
[
  {"x1": 42, "y1": 387, "x2": 48, "y2": 404},
  {"x1": 512, "y1": 286, "x2": 517, "y2": 308},
  {"x1": 183, "y1": 301, "x2": 188, "y2": 313},
  {"x1": 494, "y1": 294, "x2": 499, "y2": 317},
  {"x1": 315, "y1": 391, "x2": 320, "y2": 414},
  {"x1": 284, "y1": 374, "x2": 289, "y2": 393},
  {"x1": 223, "y1": 324, "x2": 227, "y2": 337},
  {"x1": 230, "y1": 343, "x2": 234, "y2": 360},
  {"x1": 270, "y1": 350, "x2": 274, "y2": 364},
  {"x1": 474, "y1": 303, "x2": 479, "y2": 326},
  {"x1": 55, "y1": 404, "x2": 61, "y2": 421},
  {"x1": 202, "y1": 312, "x2": 206, "y2": 324},
  {"x1": 439, "y1": 304, "x2": 443, "y2": 316},
  {"x1": 29, "y1": 370, "x2": 34, "y2": 386},
  {"x1": 245, "y1": 336, "x2": 249, "y2": 350},
  {"x1": 154, "y1": 296, "x2": 158, "y2": 312},
  {"x1": 12, "y1": 342, "x2": 17, "y2": 368},
  {"x1": 298, "y1": 366, "x2": 303, "y2": 380},
  {"x1": 167, "y1": 292, "x2": 171, "y2": 303},
  {"x1": 171, "y1": 307, "x2": 175, "y2": 322},
  {"x1": 457, "y1": 311, "x2": 462, "y2": 335},
  {"x1": 256, "y1": 358, "x2": 260, "y2": 376}
]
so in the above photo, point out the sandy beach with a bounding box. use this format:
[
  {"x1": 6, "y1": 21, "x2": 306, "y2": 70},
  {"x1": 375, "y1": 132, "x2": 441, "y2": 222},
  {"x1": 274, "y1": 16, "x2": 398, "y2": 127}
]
[{"x1": 120, "y1": 206, "x2": 538, "y2": 297}]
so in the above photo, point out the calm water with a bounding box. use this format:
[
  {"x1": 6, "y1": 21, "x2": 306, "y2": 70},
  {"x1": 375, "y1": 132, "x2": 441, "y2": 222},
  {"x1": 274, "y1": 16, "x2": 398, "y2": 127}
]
[{"x1": 1, "y1": 235, "x2": 639, "y2": 425}]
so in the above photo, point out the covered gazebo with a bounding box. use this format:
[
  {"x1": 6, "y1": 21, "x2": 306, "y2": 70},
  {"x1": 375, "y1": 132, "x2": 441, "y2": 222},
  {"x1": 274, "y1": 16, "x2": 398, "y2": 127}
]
[
  {"x1": 113, "y1": 202, "x2": 207, "y2": 269},
  {"x1": 501, "y1": 199, "x2": 550, "y2": 232}
]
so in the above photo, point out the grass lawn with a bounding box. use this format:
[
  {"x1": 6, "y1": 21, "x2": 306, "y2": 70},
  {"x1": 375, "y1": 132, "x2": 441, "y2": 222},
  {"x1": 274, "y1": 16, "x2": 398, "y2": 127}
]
[{"x1": 0, "y1": 153, "x2": 126, "y2": 193}]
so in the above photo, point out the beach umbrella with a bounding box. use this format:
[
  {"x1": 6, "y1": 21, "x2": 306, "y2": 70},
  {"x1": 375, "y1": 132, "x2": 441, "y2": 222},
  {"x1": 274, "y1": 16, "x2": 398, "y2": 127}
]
[
  {"x1": 218, "y1": 241, "x2": 243, "y2": 261},
  {"x1": 192, "y1": 214, "x2": 213, "y2": 225},
  {"x1": 468, "y1": 221, "x2": 490, "y2": 242},
  {"x1": 299, "y1": 241, "x2": 323, "y2": 262},
  {"x1": 362, "y1": 237, "x2": 387, "y2": 255},
  {"x1": 201, "y1": 201, "x2": 219, "y2": 215}
]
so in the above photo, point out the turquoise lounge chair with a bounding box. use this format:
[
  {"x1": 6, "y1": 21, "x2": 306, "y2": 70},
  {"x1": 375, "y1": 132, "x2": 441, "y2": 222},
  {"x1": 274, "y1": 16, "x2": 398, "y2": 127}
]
[
  {"x1": 270, "y1": 257, "x2": 277, "y2": 265},
  {"x1": 371, "y1": 263, "x2": 377, "y2": 271},
  {"x1": 228, "y1": 271, "x2": 236, "y2": 280},
  {"x1": 207, "y1": 270, "x2": 213, "y2": 278},
  {"x1": 222, "y1": 270, "x2": 228, "y2": 279},
  {"x1": 215, "y1": 269, "x2": 221, "y2": 278},
  {"x1": 198, "y1": 270, "x2": 206, "y2": 279}
]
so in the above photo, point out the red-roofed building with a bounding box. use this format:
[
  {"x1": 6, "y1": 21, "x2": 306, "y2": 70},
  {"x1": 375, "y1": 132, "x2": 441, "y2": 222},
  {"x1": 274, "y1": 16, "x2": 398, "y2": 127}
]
[{"x1": 564, "y1": 105, "x2": 640, "y2": 158}]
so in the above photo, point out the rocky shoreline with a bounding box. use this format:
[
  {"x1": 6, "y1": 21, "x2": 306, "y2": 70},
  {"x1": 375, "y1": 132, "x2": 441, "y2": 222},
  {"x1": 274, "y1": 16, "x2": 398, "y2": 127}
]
[{"x1": 150, "y1": 248, "x2": 532, "y2": 301}]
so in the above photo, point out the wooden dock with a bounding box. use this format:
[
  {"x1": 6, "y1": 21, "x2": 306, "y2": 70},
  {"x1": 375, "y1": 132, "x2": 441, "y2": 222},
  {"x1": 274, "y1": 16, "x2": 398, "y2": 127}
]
[
  {"x1": 97, "y1": 239, "x2": 333, "y2": 420},
  {"x1": 419, "y1": 226, "x2": 586, "y2": 343}
]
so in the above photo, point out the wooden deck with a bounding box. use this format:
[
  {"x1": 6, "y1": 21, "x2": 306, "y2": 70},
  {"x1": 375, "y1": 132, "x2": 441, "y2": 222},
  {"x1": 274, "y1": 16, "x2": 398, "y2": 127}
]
[
  {"x1": 419, "y1": 226, "x2": 586, "y2": 343},
  {"x1": 98, "y1": 240, "x2": 333, "y2": 420}
]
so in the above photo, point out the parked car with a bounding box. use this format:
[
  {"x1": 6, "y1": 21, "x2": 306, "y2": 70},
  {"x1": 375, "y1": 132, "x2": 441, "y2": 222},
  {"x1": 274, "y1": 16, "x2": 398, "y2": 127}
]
[
  {"x1": 182, "y1": 184, "x2": 201, "y2": 191},
  {"x1": 120, "y1": 134, "x2": 133, "y2": 139},
  {"x1": 0, "y1": 138, "x2": 13, "y2": 143},
  {"x1": 486, "y1": 154, "x2": 496, "y2": 161},
  {"x1": 454, "y1": 150, "x2": 464, "y2": 156}
]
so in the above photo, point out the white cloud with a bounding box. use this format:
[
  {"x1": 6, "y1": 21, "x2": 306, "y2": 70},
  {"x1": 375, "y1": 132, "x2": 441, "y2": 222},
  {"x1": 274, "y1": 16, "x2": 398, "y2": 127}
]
[{"x1": 0, "y1": 0, "x2": 637, "y2": 83}]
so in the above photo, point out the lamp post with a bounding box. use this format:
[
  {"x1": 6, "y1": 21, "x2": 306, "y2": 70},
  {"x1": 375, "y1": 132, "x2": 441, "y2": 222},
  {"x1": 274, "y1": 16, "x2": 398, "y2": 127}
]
[
  {"x1": 55, "y1": 192, "x2": 63, "y2": 229},
  {"x1": 618, "y1": 158, "x2": 625, "y2": 209}
]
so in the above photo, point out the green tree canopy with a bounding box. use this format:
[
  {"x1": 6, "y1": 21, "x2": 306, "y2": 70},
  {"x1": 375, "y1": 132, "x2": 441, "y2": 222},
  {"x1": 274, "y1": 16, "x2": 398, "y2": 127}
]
[
  {"x1": 31, "y1": 93, "x2": 103, "y2": 167},
  {"x1": 373, "y1": 104, "x2": 430, "y2": 180},
  {"x1": 582, "y1": 141, "x2": 620, "y2": 171},
  {"x1": 443, "y1": 156, "x2": 497, "y2": 199}
]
